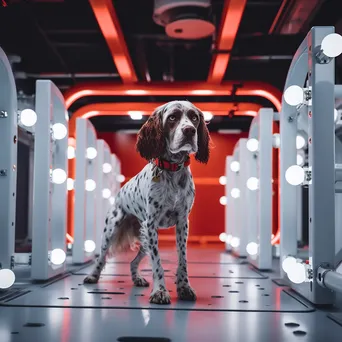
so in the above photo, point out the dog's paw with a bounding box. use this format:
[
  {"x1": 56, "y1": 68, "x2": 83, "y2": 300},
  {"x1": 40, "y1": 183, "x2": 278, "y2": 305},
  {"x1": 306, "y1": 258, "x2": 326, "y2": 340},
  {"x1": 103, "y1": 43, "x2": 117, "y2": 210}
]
[
  {"x1": 133, "y1": 276, "x2": 150, "y2": 287},
  {"x1": 177, "y1": 286, "x2": 197, "y2": 301},
  {"x1": 83, "y1": 275, "x2": 99, "y2": 284},
  {"x1": 149, "y1": 289, "x2": 171, "y2": 305}
]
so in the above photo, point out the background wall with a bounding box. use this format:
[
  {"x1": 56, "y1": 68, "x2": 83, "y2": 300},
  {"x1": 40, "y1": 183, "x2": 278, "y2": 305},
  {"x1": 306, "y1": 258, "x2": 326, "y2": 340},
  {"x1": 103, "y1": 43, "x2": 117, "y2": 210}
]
[{"x1": 97, "y1": 131, "x2": 248, "y2": 239}]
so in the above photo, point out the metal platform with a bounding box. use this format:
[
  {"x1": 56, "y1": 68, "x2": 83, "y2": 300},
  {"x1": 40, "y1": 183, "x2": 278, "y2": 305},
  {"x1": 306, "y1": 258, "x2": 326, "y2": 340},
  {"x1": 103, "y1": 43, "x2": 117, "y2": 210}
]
[{"x1": 0, "y1": 247, "x2": 342, "y2": 342}]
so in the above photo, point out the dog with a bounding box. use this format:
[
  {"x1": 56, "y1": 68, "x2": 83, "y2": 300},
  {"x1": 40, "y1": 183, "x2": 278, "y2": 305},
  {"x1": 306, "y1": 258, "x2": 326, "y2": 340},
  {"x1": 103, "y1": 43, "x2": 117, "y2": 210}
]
[{"x1": 84, "y1": 100, "x2": 210, "y2": 304}]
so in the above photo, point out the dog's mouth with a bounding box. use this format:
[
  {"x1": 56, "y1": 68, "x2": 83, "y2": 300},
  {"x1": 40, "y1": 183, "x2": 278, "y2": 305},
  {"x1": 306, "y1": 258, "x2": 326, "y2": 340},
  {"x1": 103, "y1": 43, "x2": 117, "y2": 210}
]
[{"x1": 170, "y1": 141, "x2": 197, "y2": 154}]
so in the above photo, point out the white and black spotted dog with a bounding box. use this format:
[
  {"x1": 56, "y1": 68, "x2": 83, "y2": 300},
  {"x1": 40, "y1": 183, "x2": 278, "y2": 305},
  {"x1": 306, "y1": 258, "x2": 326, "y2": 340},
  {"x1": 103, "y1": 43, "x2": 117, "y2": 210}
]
[{"x1": 84, "y1": 100, "x2": 210, "y2": 304}]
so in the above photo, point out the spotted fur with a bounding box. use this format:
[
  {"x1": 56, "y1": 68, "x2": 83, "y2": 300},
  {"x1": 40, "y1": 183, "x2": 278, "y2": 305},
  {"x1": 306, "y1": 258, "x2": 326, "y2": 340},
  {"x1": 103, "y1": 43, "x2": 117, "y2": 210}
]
[{"x1": 84, "y1": 101, "x2": 210, "y2": 305}]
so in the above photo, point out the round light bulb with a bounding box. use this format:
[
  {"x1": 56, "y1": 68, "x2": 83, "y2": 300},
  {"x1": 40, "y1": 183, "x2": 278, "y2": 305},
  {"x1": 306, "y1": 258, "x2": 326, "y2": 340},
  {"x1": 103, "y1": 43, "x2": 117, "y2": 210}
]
[
  {"x1": 219, "y1": 196, "x2": 227, "y2": 205},
  {"x1": 219, "y1": 176, "x2": 227, "y2": 185},
  {"x1": 230, "y1": 161, "x2": 240, "y2": 172},
  {"x1": 109, "y1": 196, "x2": 115, "y2": 205},
  {"x1": 272, "y1": 133, "x2": 280, "y2": 148},
  {"x1": 247, "y1": 177, "x2": 259, "y2": 191},
  {"x1": 129, "y1": 111, "x2": 143, "y2": 120},
  {"x1": 67, "y1": 146, "x2": 75, "y2": 159},
  {"x1": 230, "y1": 237, "x2": 240, "y2": 248},
  {"x1": 282, "y1": 256, "x2": 297, "y2": 274},
  {"x1": 297, "y1": 153, "x2": 304, "y2": 166},
  {"x1": 246, "y1": 242, "x2": 258, "y2": 256},
  {"x1": 226, "y1": 234, "x2": 233, "y2": 244},
  {"x1": 86, "y1": 147, "x2": 97, "y2": 160},
  {"x1": 321, "y1": 33, "x2": 342, "y2": 58},
  {"x1": 296, "y1": 135, "x2": 306, "y2": 149},
  {"x1": 52, "y1": 123, "x2": 67, "y2": 140},
  {"x1": 50, "y1": 248, "x2": 66, "y2": 266},
  {"x1": 203, "y1": 111, "x2": 213, "y2": 121},
  {"x1": 52, "y1": 168, "x2": 67, "y2": 184},
  {"x1": 116, "y1": 174, "x2": 125, "y2": 183},
  {"x1": 84, "y1": 240, "x2": 96, "y2": 253},
  {"x1": 219, "y1": 232, "x2": 227, "y2": 242},
  {"x1": 0, "y1": 269, "x2": 15, "y2": 289},
  {"x1": 20, "y1": 109, "x2": 37, "y2": 127},
  {"x1": 67, "y1": 178, "x2": 74, "y2": 191},
  {"x1": 246, "y1": 138, "x2": 259, "y2": 152},
  {"x1": 103, "y1": 163, "x2": 112, "y2": 173},
  {"x1": 85, "y1": 179, "x2": 96, "y2": 191},
  {"x1": 284, "y1": 85, "x2": 304, "y2": 106},
  {"x1": 102, "y1": 188, "x2": 111, "y2": 199},
  {"x1": 230, "y1": 188, "x2": 240, "y2": 198},
  {"x1": 334, "y1": 108, "x2": 339, "y2": 122},
  {"x1": 285, "y1": 165, "x2": 305, "y2": 186},
  {"x1": 287, "y1": 262, "x2": 306, "y2": 284}
]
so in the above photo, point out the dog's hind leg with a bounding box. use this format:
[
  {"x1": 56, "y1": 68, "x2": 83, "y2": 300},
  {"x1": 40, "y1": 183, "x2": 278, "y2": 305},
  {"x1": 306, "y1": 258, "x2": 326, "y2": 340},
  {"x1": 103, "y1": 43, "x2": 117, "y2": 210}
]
[
  {"x1": 130, "y1": 246, "x2": 149, "y2": 287},
  {"x1": 84, "y1": 205, "x2": 125, "y2": 284}
]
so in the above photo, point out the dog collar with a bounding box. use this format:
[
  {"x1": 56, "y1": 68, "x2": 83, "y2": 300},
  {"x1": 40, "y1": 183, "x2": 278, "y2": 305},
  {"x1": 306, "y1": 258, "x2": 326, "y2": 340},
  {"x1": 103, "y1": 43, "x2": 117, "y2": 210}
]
[{"x1": 153, "y1": 157, "x2": 190, "y2": 172}]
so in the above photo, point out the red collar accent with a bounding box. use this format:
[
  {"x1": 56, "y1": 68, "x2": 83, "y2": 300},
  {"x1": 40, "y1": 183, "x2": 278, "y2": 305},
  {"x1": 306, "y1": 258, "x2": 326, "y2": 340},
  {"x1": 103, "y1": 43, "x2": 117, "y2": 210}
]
[{"x1": 153, "y1": 157, "x2": 190, "y2": 172}]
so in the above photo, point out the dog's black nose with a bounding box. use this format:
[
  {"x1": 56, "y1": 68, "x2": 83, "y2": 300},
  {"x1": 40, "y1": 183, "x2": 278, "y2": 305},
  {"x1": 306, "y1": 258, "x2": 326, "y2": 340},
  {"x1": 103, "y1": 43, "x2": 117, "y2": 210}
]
[{"x1": 182, "y1": 126, "x2": 196, "y2": 137}]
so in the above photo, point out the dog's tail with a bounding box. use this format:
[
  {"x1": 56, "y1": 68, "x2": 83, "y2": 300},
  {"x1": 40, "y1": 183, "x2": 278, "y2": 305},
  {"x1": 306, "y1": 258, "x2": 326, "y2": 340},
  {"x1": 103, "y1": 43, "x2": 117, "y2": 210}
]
[{"x1": 106, "y1": 215, "x2": 141, "y2": 258}]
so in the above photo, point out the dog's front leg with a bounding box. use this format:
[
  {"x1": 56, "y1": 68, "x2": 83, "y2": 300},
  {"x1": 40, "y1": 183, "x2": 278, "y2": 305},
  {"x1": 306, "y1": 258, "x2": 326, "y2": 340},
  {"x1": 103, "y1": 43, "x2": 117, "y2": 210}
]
[
  {"x1": 175, "y1": 217, "x2": 197, "y2": 301},
  {"x1": 141, "y1": 220, "x2": 171, "y2": 305}
]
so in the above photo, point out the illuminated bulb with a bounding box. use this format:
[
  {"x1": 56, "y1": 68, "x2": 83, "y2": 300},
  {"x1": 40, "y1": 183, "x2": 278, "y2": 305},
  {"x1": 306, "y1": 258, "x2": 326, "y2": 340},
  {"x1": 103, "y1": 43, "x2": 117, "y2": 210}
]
[
  {"x1": 230, "y1": 161, "x2": 240, "y2": 172},
  {"x1": 296, "y1": 135, "x2": 306, "y2": 149},
  {"x1": 86, "y1": 147, "x2": 97, "y2": 160},
  {"x1": 246, "y1": 177, "x2": 259, "y2": 191},
  {"x1": 50, "y1": 248, "x2": 66, "y2": 266},
  {"x1": 246, "y1": 138, "x2": 259, "y2": 152},
  {"x1": 246, "y1": 242, "x2": 258, "y2": 256},
  {"x1": 230, "y1": 237, "x2": 240, "y2": 248},
  {"x1": 203, "y1": 111, "x2": 213, "y2": 121},
  {"x1": 67, "y1": 178, "x2": 74, "y2": 191},
  {"x1": 282, "y1": 256, "x2": 297, "y2": 274},
  {"x1": 297, "y1": 153, "x2": 304, "y2": 166},
  {"x1": 52, "y1": 168, "x2": 67, "y2": 184},
  {"x1": 284, "y1": 85, "x2": 304, "y2": 106},
  {"x1": 321, "y1": 33, "x2": 342, "y2": 58},
  {"x1": 272, "y1": 133, "x2": 280, "y2": 148},
  {"x1": 219, "y1": 176, "x2": 227, "y2": 185},
  {"x1": 109, "y1": 196, "x2": 115, "y2": 205},
  {"x1": 116, "y1": 174, "x2": 125, "y2": 183},
  {"x1": 230, "y1": 188, "x2": 240, "y2": 198},
  {"x1": 226, "y1": 234, "x2": 233, "y2": 244},
  {"x1": 84, "y1": 240, "x2": 96, "y2": 253},
  {"x1": 52, "y1": 123, "x2": 67, "y2": 140},
  {"x1": 219, "y1": 196, "x2": 227, "y2": 205},
  {"x1": 103, "y1": 163, "x2": 112, "y2": 173},
  {"x1": 67, "y1": 146, "x2": 75, "y2": 159},
  {"x1": 285, "y1": 165, "x2": 305, "y2": 186},
  {"x1": 102, "y1": 188, "x2": 111, "y2": 199},
  {"x1": 0, "y1": 269, "x2": 15, "y2": 289},
  {"x1": 85, "y1": 179, "x2": 96, "y2": 191},
  {"x1": 219, "y1": 232, "x2": 227, "y2": 242},
  {"x1": 287, "y1": 262, "x2": 306, "y2": 284},
  {"x1": 20, "y1": 109, "x2": 37, "y2": 127},
  {"x1": 129, "y1": 111, "x2": 143, "y2": 120},
  {"x1": 334, "y1": 108, "x2": 339, "y2": 122}
]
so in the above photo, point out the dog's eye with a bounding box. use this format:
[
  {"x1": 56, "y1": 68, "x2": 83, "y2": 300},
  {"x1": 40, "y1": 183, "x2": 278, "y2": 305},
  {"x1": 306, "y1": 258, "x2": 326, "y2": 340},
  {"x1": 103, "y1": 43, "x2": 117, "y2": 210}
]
[
  {"x1": 191, "y1": 116, "x2": 198, "y2": 122},
  {"x1": 169, "y1": 115, "x2": 176, "y2": 121}
]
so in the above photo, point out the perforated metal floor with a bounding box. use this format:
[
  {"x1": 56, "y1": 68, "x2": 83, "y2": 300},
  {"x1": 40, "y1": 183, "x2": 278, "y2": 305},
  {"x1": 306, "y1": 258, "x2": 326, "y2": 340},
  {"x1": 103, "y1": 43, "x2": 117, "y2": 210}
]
[{"x1": 0, "y1": 247, "x2": 342, "y2": 342}]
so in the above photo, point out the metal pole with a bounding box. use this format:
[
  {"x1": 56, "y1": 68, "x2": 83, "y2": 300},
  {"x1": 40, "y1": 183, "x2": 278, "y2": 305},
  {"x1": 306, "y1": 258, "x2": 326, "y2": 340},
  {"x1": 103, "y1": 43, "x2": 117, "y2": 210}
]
[{"x1": 317, "y1": 266, "x2": 342, "y2": 294}]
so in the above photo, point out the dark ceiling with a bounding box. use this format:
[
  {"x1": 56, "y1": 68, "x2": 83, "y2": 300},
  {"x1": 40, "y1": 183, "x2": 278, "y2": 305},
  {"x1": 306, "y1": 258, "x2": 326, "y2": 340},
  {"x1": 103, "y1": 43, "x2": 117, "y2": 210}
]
[{"x1": 0, "y1": 0, "x2": 341, "y2": 132}]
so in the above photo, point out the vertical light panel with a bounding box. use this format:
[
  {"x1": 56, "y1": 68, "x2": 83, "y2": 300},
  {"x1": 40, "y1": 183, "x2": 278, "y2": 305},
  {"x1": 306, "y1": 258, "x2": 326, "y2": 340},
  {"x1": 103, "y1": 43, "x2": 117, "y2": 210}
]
[
  {"x1": 31, "y1": 80, "x2": 68, "y2": 280},
  {"x1": 0, "y1": 47, "x2": 18, "y2": 271}
]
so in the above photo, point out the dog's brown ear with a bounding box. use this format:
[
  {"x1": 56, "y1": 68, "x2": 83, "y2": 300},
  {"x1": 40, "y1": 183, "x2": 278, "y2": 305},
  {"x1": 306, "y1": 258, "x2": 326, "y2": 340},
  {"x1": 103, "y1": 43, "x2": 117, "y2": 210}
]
[
  {"x1": 195, "y1": 111, "x2": 210, "y2": 164},
  {"x1": 136, "y1": 106, "x2": 166, "y2": 161}
]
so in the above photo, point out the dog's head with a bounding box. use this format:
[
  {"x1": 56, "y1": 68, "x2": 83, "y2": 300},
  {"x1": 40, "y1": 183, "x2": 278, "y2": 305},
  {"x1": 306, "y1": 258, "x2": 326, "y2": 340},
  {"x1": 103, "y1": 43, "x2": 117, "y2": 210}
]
[{"x1": 136, "y1": 100, "x2": 210, "y2": 163}]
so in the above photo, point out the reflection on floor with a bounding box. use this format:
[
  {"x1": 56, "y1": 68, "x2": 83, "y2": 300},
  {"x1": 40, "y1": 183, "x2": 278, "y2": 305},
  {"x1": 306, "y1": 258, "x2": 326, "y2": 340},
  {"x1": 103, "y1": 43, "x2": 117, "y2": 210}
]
[{"x1": 1, "y1": 246, "x2": 342, "y2": 342}]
